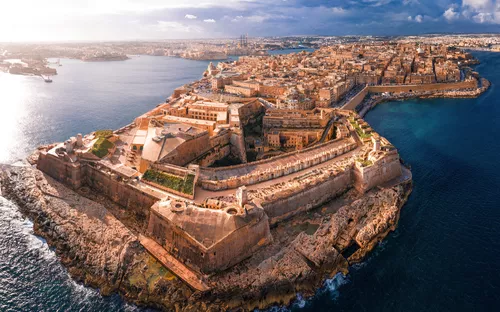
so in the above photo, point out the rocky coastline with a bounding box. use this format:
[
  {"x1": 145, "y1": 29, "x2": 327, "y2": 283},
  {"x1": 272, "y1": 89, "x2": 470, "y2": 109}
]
[{"x1": 0, "y1": 163, "x2": 411, "y2": 311}]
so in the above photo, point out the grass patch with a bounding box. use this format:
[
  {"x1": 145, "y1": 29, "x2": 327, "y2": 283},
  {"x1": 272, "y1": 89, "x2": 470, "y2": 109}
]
[
  {"x1": 92, "y1": 137, "x2": 114, "y2": 158},
  {"x1": 357, "y1": 158, "x2": 373, "y2": 167},
  {"x1": 350, "y1": 119, "x2": 372, "y2": 139},
  {"x1": 142, "y1": 169, "x2": 195, "y2": 195},
  {"x1": 95, "y1": 129, "x2": 113, "y2": 138}
]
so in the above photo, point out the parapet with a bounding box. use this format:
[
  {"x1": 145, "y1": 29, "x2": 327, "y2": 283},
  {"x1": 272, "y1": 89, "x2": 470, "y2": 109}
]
[{"x1": 147, "y1": 199, "x2": 272, "y2": 273}]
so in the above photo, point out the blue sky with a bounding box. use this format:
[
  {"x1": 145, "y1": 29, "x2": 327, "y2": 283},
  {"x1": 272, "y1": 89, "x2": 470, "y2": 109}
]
[{"x1": 1, "y1": 0, "x2": 499, "y2": 41}]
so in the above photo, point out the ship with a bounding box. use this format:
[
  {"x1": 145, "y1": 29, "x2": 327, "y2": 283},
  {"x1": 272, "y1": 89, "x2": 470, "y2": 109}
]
[{"x1": 42, "y1": 75, "x2": 53, "y2": 83}]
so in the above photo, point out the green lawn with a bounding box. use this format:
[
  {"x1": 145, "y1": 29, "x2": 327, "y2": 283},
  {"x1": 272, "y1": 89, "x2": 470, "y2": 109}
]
[
  {"x1": 357, "y1": 158, "x2": 373, "y2": 167},
  {"x1": 91, "y1": 137, "x2": 114, "y2": 158},
  {"x1": 142, "y1": 169, "x2": 195, "y2": 195},
  {"x1": 95, "y1": 129, "x2": 113, "y2": 138},
  {"x1": 91, "y1": 130, "x2": 115, "y2": 158},
  {"x1": 350, "y1": 120, "x2": 372, "y2": 139}
]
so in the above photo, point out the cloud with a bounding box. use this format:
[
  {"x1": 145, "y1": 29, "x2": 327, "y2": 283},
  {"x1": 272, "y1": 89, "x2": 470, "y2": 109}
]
[
  {"x1": 331, "y1": 7, "x2": 346, "y2": 14},
  {"x1": 151, "y1": 21, "x2": 201, "y2": 33},
  {"x1": 461, "y1": 0, "x2": 500, "y2": 24},
  {"x1": 403, "y1": 0, "x2": 420, "y2": 4},
  {"x1": 462, "y1": 0, "x2": 493, "y2": 10},
  {"x1": 362, "y1": 0, "x2": 394, "y2": 7},
  {"x1": 443, "y1": 8, "x2": 459, "y2": 21},
  {"x1": 472, "y1": 12, "x2": 494, "y2": 23},
  {"x1": 4, "y1": 0, "x2": 500, "y2": 41}
]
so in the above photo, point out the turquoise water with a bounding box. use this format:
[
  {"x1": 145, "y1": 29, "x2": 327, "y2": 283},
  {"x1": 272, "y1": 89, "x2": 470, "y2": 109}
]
[{"x1": 0, "y1": 51, "x2": 499, "y2": 311}]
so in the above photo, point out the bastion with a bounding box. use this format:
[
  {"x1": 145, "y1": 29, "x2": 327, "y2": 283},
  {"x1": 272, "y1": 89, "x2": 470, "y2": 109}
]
[{"x1": 33, "y1": 101, "x2": 406, "y2": 280}]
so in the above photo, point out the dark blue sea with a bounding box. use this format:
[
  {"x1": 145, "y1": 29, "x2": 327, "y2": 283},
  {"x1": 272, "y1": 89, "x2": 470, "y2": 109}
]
[{"x1": 1, "y1": 51, "x2": 499, "y2": 311}]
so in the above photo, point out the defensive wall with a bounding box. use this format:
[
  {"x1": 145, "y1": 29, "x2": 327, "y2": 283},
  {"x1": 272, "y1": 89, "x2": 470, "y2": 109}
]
[
  {"x1": 353, "y1": 150, "x2": 402, "y2": 193},
  {"x1": 192, "y1": 130, "x2": 232, "y2": 167},
  {"x1": 37, "y1": 153, "x2": 161, "y2": 228},
  {"x1": 157, "y1": 131, "x2": 212, "y2": 167},
  {"x1": 342, "y1": 79, "x2": 479, "y2": 111},
  {"x1": 37, "y1": 152, "x2": 84, "y2": 189},
  {"x1": 368, "y1": 79, "x2": 478, "y2": 93},
  {"x1": 342, "y1": 85, "x2": 369, "y2": 110},
  {"x1": 37, "y1": 132, "x2": 403, "y2": 275},
  {"x1": 83, "y1": 164, "x2": 161, "y2": 225},
  {"x1": 248, "y1": 145, "x2": 402, "y2": 225},
  {"x1": 199, "y1": 139, "x2": 358, "y2": 191},
  {"x1": 147, "y1": 201, "x2": 272, "y2": 273},
  {"x1": 260, "y1": 167, "x2": 353, "y2": 224},
  {"x1": 230, "y1": 131, "x2": 247, "y2": 163}
]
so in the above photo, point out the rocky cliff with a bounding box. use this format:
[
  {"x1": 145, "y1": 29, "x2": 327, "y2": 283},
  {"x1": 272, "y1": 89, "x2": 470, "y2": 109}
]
[{"x1": 0, "y1": 165, "x2": 411, "y2": 311}]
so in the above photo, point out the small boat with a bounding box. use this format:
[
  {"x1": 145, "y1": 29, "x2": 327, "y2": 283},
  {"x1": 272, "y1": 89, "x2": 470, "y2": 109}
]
[{"x1": 42, "y1": 75, "x2": 52, "y2": 83}]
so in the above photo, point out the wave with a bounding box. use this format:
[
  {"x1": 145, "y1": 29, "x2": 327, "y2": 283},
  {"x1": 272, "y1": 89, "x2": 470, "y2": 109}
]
[{"x1": 322, "y1": 272, "x2": 350, "y2": 301}]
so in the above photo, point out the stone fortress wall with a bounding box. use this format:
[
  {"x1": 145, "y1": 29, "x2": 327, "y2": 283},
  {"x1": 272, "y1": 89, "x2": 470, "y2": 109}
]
[
  {"x1": 37, "y1": 152, "x2": 162, "y2": 228},
  {"x1": 147, "y1": 202, "x2": 272, "y2": 273},
  {"x1": 246, "y1": 147, "x2": 401, "y2": 225},
  {"x1": 36, "y1": 130, "x2": 402, "y2": 275},
  {"x1": 83, "y1": 164, "x2": 161, "y2": 224},
  {"x1": 367, "y1": 79, "x2": 477, "y2": 93},
  {"x1": 260, "y1": 167, "x2": 353, "y2": 224},
  {"x1": 199, "y1": 138, "x2": 358, "y2": 190},
  {"x1": 37, "y1": 152, "x2": 84, "y2": 189},
  {"x1": 343, "y1": 79, "x2": 478, "y2": 111},
  {"x1": 353, "y1": 150, "x2": 402, "y2": 193},
  {"x1": 342, "y1": 85, "x2": 369, "y2": 110}
]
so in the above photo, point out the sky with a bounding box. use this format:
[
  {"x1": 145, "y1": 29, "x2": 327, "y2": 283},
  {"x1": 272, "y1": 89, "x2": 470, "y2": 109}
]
[{"x1": 0, "y1": 0, "x2": 499, "y2": 42}]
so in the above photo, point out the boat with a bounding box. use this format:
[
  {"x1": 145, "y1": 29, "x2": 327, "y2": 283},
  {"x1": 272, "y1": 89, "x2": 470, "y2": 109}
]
[{"x1": 42, "y1": 75, "x2": 52, "y2": 83}]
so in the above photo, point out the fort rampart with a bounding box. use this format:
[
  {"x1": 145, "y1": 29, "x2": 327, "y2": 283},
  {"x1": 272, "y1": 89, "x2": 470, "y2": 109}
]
[
  {"x1": 147, "y1": 204, "x2": 272, "y2": 273},
  {"x1": 82, "y1": 165, "x2": 161, "y2": 225},
  {"x1": 342, "y1": 85, "x2": 369, "y2": 110},
  {"x1": 199, "y1": 139, "x2": 358, "y2": 190},
  {"x1": 353, "y1": 151, "x2": 402, "y2": 193},
  {"x1": 367, "y1": 79, "x2": 478, "y2": 93},
  {"x1": 37, "y1": 153, "x2": 161, "y2": 227},
  {"x1": 37, "y1": 152, "x2": 84, "y2": 189},
  {"x1": 261, "y1": 168, "x2": 353, "y2": 224}
]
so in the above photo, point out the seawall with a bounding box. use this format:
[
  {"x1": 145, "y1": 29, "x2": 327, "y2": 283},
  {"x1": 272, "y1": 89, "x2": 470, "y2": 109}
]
[{"x1": 368, "y1": 79, "x2": 477, "y2": 93}]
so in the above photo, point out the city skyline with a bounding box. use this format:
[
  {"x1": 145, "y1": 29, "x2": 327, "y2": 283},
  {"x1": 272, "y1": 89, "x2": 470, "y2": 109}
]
[{"x1": 1, "y1": 0, "x2": 500, "y2": 42}]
